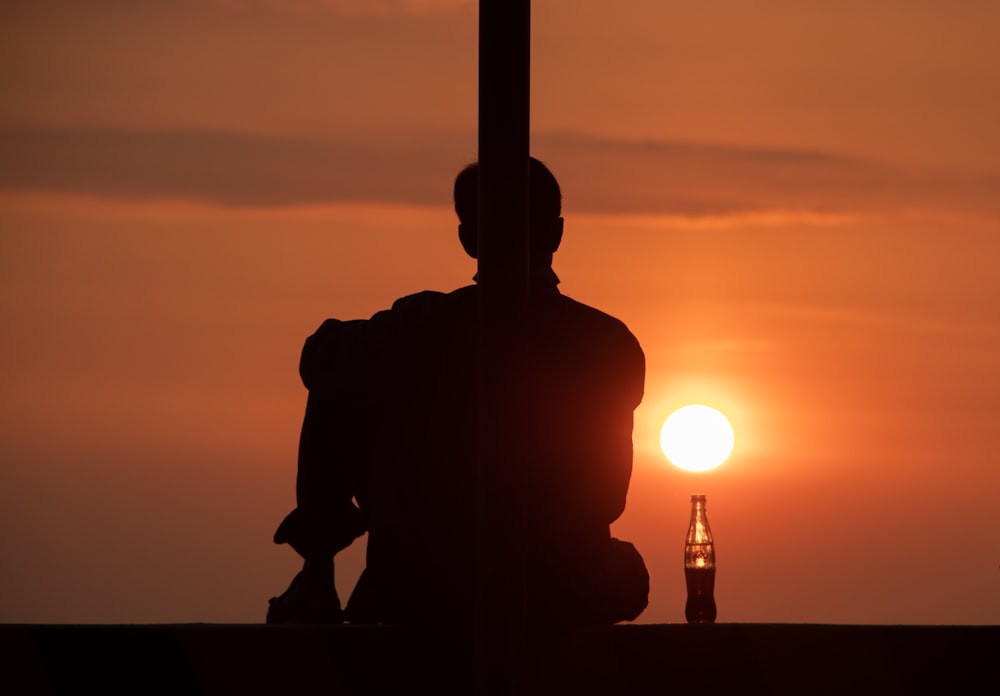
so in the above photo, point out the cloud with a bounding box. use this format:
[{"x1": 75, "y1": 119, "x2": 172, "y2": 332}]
[
  {"x1": 200, "y1": 0, "x2": 473, "y2": 16},
  {"x1": 0, "y1": 127, "x2": 468, "y2": 208},
  {"x1": 535, "y1": 132, "x2": 1000, "y2": 219},
  {"x1": 1, "y1": 126, "x2": 996, "y2": 217}
]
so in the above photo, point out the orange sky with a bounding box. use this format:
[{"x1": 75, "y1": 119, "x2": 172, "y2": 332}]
[{"x1": 1, "y1": 1, "x2": 998, "y2": 625}]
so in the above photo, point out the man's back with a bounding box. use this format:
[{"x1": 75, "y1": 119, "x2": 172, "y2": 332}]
[{"x1": 335, "y1": 283, "x2": 646, "y2": 625}]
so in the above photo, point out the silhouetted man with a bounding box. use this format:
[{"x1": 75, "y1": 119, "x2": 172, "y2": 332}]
[{"x1": 269, "y1": 158, "x2": 648, "y2": 627}]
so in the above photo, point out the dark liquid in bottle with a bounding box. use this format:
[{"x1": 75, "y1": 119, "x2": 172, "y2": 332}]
[{"x1": 684, "y1": 567, "x2": 717, "y2": 624}]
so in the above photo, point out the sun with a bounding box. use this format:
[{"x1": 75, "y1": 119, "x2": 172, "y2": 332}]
[{"x1": 660, "y1": 405, "x2": 735, "y2": 472}]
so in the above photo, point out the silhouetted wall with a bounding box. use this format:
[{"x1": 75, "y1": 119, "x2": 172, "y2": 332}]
[{"x1": 3, "y1": 623, "x2": 997, "y2": 694}]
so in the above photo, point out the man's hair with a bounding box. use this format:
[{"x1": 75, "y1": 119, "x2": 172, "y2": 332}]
[{"x1": 453, "y1": 157, "x2": 562, "y2": 226}]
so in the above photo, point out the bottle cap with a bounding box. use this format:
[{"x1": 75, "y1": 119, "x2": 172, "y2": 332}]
[{"x1": 691, "y1": 494, "x2": 706, "y2": 503}]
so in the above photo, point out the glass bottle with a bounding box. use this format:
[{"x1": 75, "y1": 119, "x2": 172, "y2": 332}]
[{"x1": 684, "y1": 494, "x2": 717, "y2": 624}]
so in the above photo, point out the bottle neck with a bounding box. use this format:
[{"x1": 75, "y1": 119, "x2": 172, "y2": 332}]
[
  {"x1": 686, "y1": 497, "x2": 713, "y2": 545},
  {"x1": 685, "y1": 495, "x2": 714, "y2": 568}
]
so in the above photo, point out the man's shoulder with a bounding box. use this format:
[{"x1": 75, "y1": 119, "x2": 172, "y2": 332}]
[
  {"x1": 549, "y1": 293, "x2": 642, "y2": 350},
  {"x1": 375, "y1": 285, "x2": 477, "y2": 331},
  {"x1": 299, "y1": 286, "x2": 476, "y2": 392},
  {"x1": 386, "y1": 285, "x2": 476, "y2": 314},
  {"x1": 536, "y1": 292, "x2": 644, "y2": 404}
]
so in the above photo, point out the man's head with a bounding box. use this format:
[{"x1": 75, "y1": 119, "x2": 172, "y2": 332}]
[{"x1": 454, "y1": 157, "x2": 564, "y2": 267}]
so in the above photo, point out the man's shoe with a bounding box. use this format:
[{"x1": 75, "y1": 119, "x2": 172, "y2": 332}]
[{"x1": 266, "y1": 571, "x2": 345, "y2": 624}]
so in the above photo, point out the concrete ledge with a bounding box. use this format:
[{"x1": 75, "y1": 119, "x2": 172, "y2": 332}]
[{"x1": 3, "y1": 623, "x2": 997, "y2": 694}]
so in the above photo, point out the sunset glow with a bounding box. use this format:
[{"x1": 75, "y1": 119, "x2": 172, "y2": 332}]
[{"x1": 1, "y1": 0, "x2": 998, "y2": 627}]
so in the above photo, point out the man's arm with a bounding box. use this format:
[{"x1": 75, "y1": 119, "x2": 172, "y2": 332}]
[
  {"x1": 563, "y1": 319, "x2": 645, "y2": 528},
  {"x1": 517, "y1": 314, "x2": 645, "y2": 535},
  {"x1": 275, "y1": 318, "x2": 373, "y2": 560},
  {"x1": 273, "y1": 391, "x2": 368, "y2": 561},
  {"x1": 267, "y1": 319, "x2": 375, "y2": 623}
]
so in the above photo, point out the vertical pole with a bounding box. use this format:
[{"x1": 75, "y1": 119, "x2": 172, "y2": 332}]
[{"x1": 476, "y1": 0, "x2": 531, "y2": 692}]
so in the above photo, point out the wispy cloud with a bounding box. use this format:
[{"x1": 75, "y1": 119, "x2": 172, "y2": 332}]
[
  {"x1": 201, "y1": 0, "x2": 472, "y2": 16},
  {"x1": 677, "y1": 338, "x2": 776, "y2": 355},
  {"x1": 536, "y1": 131, "x2": 1000, "y2": 219},
  {"x1": 756, "y1": 302, "x2": 1000, "y2": 340},
  {"x1": 2, "y1": 126, "x2": 996, "y2": 217},
  {"x1": 0, "y1": 128, "x2": 469, "y2": 208}
]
